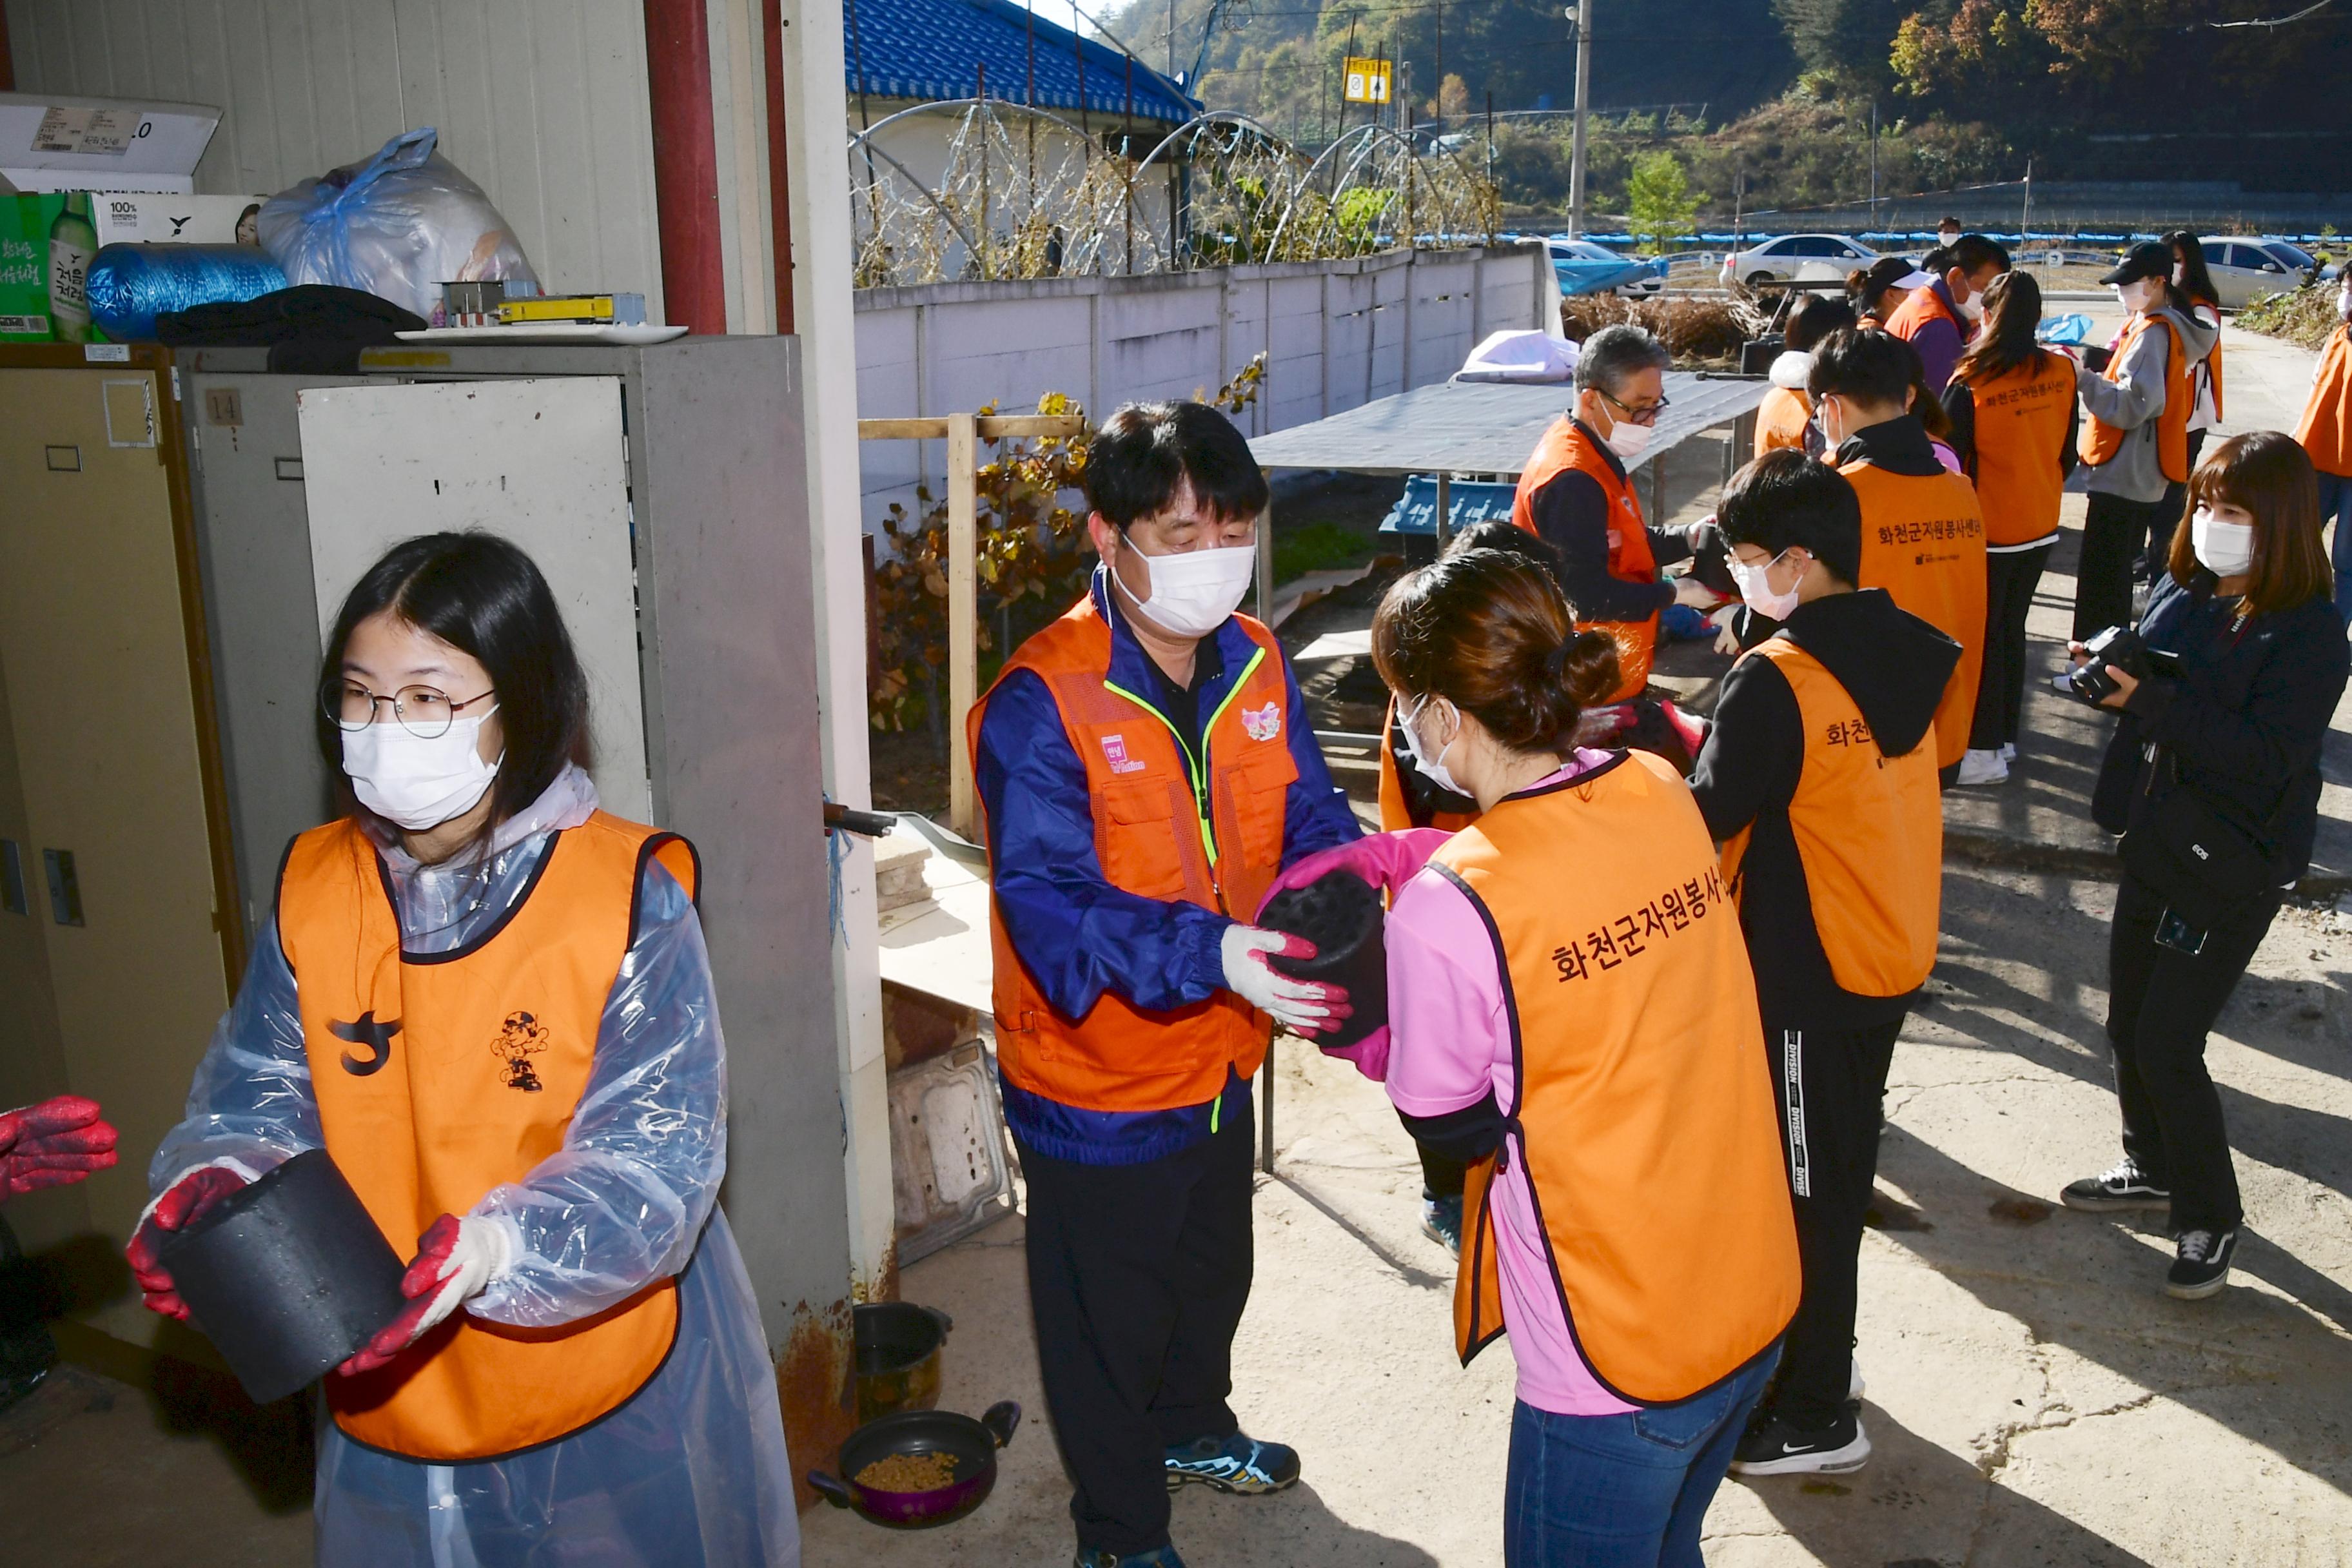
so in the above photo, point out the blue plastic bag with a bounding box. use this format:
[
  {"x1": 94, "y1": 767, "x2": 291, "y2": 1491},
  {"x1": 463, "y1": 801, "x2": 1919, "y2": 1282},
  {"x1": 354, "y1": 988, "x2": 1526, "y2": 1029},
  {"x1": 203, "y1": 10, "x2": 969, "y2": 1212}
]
[
  {"x1": 2035, "y1": 313, "x2": 2093, "y2": 346},
  {"x1": 86, "y1": 245, "x2": 288, "y2": 341},
  {"x1": 257, "y1": 127, "x2": 537, "y2": 321}
]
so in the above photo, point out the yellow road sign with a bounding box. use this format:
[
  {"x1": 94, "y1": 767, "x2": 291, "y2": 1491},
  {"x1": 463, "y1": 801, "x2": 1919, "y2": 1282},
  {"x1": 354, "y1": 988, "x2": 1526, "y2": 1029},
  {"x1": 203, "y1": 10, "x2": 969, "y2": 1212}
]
[{"x1": 1343, "y1": 56, "x2": 1392, "y2": 106}]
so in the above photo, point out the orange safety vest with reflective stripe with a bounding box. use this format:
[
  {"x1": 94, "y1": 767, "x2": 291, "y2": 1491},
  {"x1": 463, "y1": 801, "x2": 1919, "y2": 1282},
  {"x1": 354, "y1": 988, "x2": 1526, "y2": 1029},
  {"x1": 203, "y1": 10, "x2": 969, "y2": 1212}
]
[
  {"x1": 1718, "y1": 640, "x2": 1942, "y2": 997},
  {"x1": 967, "y1": 594, "x2": 1297, "y2": 1113},
  {"x1": 1840, "y1": 459, "x2": 1988, "y2": 772},
  {"x1": 2293, "y1": 324, "x2": 2352, "y2": 476},
  {"x1": 1885, "y1": 284, "x2": 1963, "y2": 348},
  {"x1": 1434, "y1": 751, "x2": 1799, "y2": 1404},
  {"x1": 2081, "y1": 313, "x2": 2194, "y2": 483},
  {"x1": 1511, "y1": 418, "x2": 1656, "y2": 703},
  {"x1": 1755, "y1": 386, "x2": 1812, "y2": 458},
  {"x1": 1957, "y1": 353, "x2": 2076, "y2": 547},
  {"x1": 280, "y1": 811, "x2": 697, "y2": 1462}
]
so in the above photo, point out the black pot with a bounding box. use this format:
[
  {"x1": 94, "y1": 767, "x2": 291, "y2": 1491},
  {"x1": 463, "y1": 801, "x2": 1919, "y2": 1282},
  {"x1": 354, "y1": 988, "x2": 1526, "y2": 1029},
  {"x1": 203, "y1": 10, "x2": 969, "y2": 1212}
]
[
  {"x1": 853, "y1": 1302, "x2": 952, "y2": 1422},
  {"x1": 1259, "y1": 871, "x2": 1388, "y2": 1047},
  {"x1": 157, "y1": 1150, "x2": 407, "y2": 1403},
  {"x1": 808, "y1": 1400, "x2": 1021, "y2": 1529}
]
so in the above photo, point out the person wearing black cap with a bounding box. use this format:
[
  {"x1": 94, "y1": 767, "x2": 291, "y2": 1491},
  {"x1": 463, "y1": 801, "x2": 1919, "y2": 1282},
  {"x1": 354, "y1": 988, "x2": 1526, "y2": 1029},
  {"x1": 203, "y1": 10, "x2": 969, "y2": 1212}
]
[{"x1": 2072, "y1": 241, "x2": 2218, "y2": 642}]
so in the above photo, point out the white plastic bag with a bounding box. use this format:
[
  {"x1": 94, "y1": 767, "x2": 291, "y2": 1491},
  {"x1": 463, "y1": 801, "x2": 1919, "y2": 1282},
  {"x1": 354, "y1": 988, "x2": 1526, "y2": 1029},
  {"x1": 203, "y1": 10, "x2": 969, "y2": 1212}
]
[
  {"x1": 257, "y1": 127, "x2": 536, "y2": 322},
  {"x1": 1455, "y1": 328, "x2": 1580, "y2": 384}
]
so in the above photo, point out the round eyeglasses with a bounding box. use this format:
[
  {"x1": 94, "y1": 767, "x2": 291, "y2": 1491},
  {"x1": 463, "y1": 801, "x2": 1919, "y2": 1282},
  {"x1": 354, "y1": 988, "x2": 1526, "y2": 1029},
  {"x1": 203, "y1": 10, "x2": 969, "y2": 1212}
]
[{"x1": 323, "y1": 680, "x2": 497, "y2": 740}]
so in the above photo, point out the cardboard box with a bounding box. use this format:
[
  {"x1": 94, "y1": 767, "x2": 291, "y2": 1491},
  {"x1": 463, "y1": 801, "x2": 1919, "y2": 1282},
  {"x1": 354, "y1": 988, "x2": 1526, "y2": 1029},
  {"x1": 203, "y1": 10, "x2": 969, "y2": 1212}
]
[
  {"x1": 1, "y1": 192, "x2": 272, "y2": 342},
  {"x1": 0, "y1": 90, "x2": 222, "y2": 195}
]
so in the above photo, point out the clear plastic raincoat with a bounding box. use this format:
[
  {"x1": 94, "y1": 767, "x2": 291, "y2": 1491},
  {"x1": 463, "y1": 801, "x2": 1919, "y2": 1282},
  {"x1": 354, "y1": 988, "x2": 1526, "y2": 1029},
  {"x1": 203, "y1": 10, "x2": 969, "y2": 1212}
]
[{"x1": 150, "y1": 767, "x2": 799, "y2": 1567}]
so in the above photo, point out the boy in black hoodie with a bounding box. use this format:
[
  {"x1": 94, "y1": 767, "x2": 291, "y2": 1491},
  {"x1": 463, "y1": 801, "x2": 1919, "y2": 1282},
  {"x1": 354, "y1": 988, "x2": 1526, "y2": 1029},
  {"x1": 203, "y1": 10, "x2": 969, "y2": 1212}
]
[{"x1": 1690, "y1": 451, "x2": 1961, "y2": 1477}]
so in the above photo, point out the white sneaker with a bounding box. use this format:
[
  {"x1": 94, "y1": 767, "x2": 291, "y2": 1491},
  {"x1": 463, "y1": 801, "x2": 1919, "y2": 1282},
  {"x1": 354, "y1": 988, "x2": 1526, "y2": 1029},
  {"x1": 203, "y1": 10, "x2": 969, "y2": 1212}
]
[
  {"x1": 1956, "y1": 749, "x2": 2009, "y2": 786},
  {"x1": 1999, "y1": 742, "x2": 2016, "y2": 762}
]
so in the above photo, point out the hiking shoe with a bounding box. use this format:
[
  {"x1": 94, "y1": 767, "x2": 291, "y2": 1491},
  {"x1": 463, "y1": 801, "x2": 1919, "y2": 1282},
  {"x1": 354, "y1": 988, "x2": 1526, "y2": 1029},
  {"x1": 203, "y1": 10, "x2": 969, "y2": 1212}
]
[
  {"x1": 1956, "y1": 748, "x2": 2009, "y2": 786},
  {"x1": 1422, "y1": 1194, "x2": 1463, "y2": 1257},
  {"x1": 1076, "y1": 1547, "x2": 1186, "y2": 1568},
  {"x1": 1164, "y1": 1431, "x2": 1300, "y2": 1494},
  {"x1": 2167, "y1": 1228, "x2": 2237, "y2": 1300},
  {"x1": 1730, "y1": 1409, "x2": 1872, "y2": 1476},
  {"x1": 2060, "y1": 1161, "x2": 2172, "y2": 1213}
]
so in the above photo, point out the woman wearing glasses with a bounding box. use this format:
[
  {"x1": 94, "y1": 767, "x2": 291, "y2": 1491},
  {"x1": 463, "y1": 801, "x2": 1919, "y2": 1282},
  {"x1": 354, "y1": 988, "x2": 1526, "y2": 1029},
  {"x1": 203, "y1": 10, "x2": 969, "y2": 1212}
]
[
  {"x1": 124, "y1": 533, "x2": 799, "y2": 1566},
  {"x1": 1513, "y1": 324, "x2": 1720, "y2": 705}
]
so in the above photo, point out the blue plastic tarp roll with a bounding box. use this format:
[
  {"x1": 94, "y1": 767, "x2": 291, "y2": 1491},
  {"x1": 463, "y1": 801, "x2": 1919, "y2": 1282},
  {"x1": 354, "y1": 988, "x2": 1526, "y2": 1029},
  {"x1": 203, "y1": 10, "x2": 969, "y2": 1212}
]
[{"x1": 86, "y1": 244, "x2": 289, "y2": 342}]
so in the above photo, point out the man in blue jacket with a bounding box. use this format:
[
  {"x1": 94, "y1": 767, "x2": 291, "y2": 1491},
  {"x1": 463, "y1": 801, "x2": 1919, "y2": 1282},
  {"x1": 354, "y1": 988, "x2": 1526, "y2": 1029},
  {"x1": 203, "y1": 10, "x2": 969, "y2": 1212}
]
[{"x1": 969, "y1": 400, "x2": 1363, "y2": 1568}]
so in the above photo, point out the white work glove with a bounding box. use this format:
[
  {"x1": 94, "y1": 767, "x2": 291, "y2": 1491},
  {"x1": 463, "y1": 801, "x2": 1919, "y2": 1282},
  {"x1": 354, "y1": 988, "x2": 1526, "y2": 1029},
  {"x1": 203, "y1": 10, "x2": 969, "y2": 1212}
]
[
  {"x1": 338, "y1": 1211, "x2": 518, "y2": 1375},
  {"x1": 1221, "y1": 924, "x2": 1351, "y2": 1036}
]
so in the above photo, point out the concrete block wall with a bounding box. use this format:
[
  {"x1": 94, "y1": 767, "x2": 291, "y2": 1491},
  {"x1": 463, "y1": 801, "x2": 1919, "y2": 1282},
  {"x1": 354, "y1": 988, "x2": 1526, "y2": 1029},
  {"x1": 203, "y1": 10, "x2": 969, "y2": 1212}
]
[{"x1": 852, "y1": 243, "x2": 1549, "y2": 530}]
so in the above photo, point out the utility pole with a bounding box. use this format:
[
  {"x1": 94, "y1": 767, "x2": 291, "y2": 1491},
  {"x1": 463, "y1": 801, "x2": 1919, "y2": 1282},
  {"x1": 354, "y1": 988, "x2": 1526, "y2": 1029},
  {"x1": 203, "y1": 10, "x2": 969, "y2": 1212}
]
[
  {"x1": 2021, "y1": 155, "x2": 2034, "y2": 244},
  {"x1": 1568, "y1": 0, "x2": 1593, "y2": 238},
  {"x1": 1868, "y1": 100, "x2": 1879, "y2": 230},
  {"x1": 1168, "y1": 0, "x2": 1177, "y2": 78}
]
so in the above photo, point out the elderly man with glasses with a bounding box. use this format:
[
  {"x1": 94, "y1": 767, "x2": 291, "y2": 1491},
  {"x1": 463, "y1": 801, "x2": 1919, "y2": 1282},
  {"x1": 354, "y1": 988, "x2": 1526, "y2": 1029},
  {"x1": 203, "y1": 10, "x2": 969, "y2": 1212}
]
[{"x1": 1509, "y1": 323, "x2": 1718, "y2": 710}]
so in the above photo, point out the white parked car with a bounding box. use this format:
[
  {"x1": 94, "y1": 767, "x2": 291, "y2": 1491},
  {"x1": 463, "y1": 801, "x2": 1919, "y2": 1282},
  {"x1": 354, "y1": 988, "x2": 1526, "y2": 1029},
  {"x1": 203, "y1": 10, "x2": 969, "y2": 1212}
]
[
  {"x1": 2200, "y1": 237, "x2": 2318, "y2": 309},
  {"x1": 1720, "y1": 233, "x2": 1891, "y2": 290}
]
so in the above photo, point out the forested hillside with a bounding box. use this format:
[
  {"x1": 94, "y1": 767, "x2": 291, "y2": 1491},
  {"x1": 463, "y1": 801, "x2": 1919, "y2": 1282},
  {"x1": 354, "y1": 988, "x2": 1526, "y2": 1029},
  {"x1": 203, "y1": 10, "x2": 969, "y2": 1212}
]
[{"x1": 1092, "y1": 0, "x2": 2350, "y2": 217}]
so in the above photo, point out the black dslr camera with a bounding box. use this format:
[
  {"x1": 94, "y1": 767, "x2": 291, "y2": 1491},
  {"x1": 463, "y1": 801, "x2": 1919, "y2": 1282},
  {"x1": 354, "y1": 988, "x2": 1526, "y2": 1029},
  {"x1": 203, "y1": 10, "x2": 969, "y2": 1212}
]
[{"x1": 2052, "y1": 625, "x2": 2147, "y2": 705}]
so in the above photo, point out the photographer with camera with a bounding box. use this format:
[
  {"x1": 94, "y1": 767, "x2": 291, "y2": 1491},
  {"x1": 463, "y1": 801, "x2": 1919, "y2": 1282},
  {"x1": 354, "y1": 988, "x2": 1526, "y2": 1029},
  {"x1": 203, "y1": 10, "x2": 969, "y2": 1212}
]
[{"x1": 2058, "y1": 433, "x2": 2347, "y2": 1300}]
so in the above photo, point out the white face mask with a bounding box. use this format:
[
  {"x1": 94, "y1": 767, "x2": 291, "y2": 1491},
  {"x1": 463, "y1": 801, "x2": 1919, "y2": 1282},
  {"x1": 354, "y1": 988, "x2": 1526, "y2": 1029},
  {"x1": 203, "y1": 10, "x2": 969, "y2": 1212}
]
[
  {"x1": 1400, "y1": 694, "x2": 1469, "y2": 798},
  {"x1": 1731, "y1": 552, "x2": 1805, "y2": 622},
  {"x1": 1112, "y1": 540, "x2": 1255, "y2": 638},
  {"x1": 342, "y1": 712, "x2": 502, "y2": 830},
  {"x1": 1957, "y1": 291, "x2": 1986, "y2": 324},
  {"x1": 1604, "y1": 417, "x2": 1654, "y2": 461},
  {"x1": 2190, "y1": 508, "x2": 2256, "y2": 578},
  {"x1": 2338, "y1": 282, "x2": 2352, "y2": 322},
  {"x1": 2115, "y1": 278, "x2": 2163, "y2": 313}
]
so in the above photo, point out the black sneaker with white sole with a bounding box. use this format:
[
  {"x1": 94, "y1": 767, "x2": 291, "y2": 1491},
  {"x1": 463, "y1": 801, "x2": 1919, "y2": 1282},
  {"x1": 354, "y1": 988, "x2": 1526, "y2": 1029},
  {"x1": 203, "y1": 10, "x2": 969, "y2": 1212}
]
[
  {"x1": 2059, "y1": 1160, "x2": 2171, "y2": 1213},
  {"x1": 2166, "y1": 1228, "x2": 2237, "y2": 1300},
  {"x1": 1729, "y1": 1409, "x2": 1872, "y2": 1476}
]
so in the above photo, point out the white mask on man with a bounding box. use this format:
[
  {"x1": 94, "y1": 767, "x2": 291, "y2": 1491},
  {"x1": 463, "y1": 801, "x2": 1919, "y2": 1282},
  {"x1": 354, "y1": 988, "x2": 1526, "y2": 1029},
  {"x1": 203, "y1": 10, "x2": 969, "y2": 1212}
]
[
  {"x1": 1112, "y1": 540, "x2": 1257, "y2": 638},
  {"x1": 1604, "y1": 418, "x2": 1654, "y2": 461}
]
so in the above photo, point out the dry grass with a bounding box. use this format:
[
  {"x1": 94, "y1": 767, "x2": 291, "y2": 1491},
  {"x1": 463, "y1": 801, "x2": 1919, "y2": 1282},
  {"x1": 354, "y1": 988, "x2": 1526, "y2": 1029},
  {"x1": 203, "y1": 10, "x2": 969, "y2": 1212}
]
[
  {"x1": 1561, "y1": 293, "x2": 1765, "y2": 368},
  {"x1": 2238, "y1": 282, "x2": 2343, "y2": 351}
]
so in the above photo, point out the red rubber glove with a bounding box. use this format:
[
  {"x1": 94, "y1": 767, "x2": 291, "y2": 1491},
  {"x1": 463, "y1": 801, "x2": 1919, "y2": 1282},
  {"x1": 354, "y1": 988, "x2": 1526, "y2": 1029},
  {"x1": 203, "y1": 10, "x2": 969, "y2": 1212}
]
[
  {"x1": 0, "y1": 1095, "x2": 119, "y2": 1198},
  {"x1": 338, "y1": 1213, "x2": 516, "y2": 1376},
  {"x1": 124, "y1": 1161, "x2": 255, "y2": 1318},
  {"x1": 1256, "y1": 829, "x2": 1453, "y2": 917}
]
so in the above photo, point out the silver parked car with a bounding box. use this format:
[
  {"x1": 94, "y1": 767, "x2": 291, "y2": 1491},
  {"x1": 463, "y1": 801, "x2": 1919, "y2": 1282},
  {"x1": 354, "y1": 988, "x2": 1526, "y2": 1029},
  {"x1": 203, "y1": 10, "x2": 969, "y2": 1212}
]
[
  {"x1": 2199, "y1": 237, "x2": 2318, "y2": 309},
  {"x1": 1719, "y1": 233, "x2": 1890, "y2": 290}
]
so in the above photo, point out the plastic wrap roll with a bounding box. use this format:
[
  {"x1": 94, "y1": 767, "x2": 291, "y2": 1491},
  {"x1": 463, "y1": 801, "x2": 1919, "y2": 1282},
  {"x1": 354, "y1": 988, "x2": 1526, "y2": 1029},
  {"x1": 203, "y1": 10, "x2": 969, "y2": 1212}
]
[{"x1": 86, "y1": 244, "x2": 289, "y2": 342}]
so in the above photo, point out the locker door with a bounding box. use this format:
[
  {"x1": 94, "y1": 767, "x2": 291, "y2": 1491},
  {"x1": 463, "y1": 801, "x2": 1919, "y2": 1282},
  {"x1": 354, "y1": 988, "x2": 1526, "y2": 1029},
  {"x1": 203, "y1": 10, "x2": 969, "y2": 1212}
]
[
  {"x1": 0, "y1": 366, "x2": 235, "y2": 1300},
  {"x1": 294, "y1": 377, "x2": 652, "y2": 820}
]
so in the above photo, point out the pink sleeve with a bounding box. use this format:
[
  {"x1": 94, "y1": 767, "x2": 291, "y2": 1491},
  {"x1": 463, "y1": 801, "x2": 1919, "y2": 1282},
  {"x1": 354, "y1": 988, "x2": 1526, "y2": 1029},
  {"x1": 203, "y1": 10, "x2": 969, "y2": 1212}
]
[{"x1": 1383, "y1": 867, "x2": 1511, "y2": 1119}]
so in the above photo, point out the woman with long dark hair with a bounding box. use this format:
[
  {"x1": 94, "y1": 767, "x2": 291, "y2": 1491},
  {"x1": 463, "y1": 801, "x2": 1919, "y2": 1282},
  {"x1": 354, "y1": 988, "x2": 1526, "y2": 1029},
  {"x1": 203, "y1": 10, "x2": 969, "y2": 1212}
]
[
  {"x1": 2166, "y1": 230, "x2": 2226, "y2": 478},
  {"x1": 124, "y1": 533, "x2": 799, "y2": 1565},
  {"x1": 2062, "y1": 435, "x2": 2348, "y2": 1299},
  {"x1": 1943, "y1": 271, "x2": 2079, "y2": 782}
]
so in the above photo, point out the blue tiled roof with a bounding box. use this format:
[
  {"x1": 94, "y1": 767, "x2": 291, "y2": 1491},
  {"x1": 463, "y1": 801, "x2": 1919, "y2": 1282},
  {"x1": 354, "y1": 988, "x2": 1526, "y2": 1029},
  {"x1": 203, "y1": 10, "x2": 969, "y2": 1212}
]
[{"x1": 845, "y1": 0, "x2": 1197, "y2": 125}]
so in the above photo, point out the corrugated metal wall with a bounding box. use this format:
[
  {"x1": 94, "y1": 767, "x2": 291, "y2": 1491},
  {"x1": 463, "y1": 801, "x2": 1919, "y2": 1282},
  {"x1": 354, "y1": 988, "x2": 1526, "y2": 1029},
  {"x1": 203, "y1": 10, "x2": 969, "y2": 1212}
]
[{"x1": 3, "y1": 0, "x2": 665, "y2": 311}]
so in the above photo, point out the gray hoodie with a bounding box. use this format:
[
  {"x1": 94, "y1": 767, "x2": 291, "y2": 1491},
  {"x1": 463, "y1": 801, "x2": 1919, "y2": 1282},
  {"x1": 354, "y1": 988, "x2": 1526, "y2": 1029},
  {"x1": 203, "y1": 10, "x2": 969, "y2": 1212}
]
[{"x1": 2075, "y1": 304, "x2": 2219, "y2": 503}]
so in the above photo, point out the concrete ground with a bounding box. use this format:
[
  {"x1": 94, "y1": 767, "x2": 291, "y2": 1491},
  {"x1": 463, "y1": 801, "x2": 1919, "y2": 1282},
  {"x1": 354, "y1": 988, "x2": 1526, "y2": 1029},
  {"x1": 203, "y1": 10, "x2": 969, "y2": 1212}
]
[{"x1": 4, "y1": 321, "x2": 2347, "y2": 1565}]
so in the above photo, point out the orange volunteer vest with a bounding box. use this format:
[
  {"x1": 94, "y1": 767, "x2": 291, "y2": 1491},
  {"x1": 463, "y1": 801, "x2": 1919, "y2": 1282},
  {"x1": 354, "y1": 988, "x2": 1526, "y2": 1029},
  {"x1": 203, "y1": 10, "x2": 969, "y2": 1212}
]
[
  {"x1": 1435, "y1": 751, "x2": 1799, "y2": 1404},
  {"x1": 2293, "y1": 324, "x2": 2352, "y2": 476},
  {"x1": 1885, "y1": 284, "x2": 1962, "y2": 347},
  {"x1": 1755, "y1": 386, "x2": 1813, "y2": 458},
  {"x1": 967, "y1": 594, "x2": 1297, "y2": 1113},
  {"x1": 1841, "y1": 458, "x2": 1988, "y2": 771},
  {"x1": 1718, "y1": 639, "x2": 1943, "y2": 996},
  {"x1": 1512, "y1": 418, "x2": 1656, "y2": 702},
  {"x1": 280, "y1": 811, "x2": 699, "y2": 1462},
  {"x1": 2081, "y1": 313, "x2": 2193, "y2": 483},
  {"x1": 1957, "y1": 353, "x2": 2075, "y2": 547}
]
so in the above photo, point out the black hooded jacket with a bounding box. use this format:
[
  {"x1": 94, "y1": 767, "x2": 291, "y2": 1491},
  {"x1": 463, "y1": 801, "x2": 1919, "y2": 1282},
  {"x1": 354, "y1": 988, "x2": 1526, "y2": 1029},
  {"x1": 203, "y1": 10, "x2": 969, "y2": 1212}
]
[{"x1": 1690, "y1": 587, "x2": 1961, "y2": 1028}]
